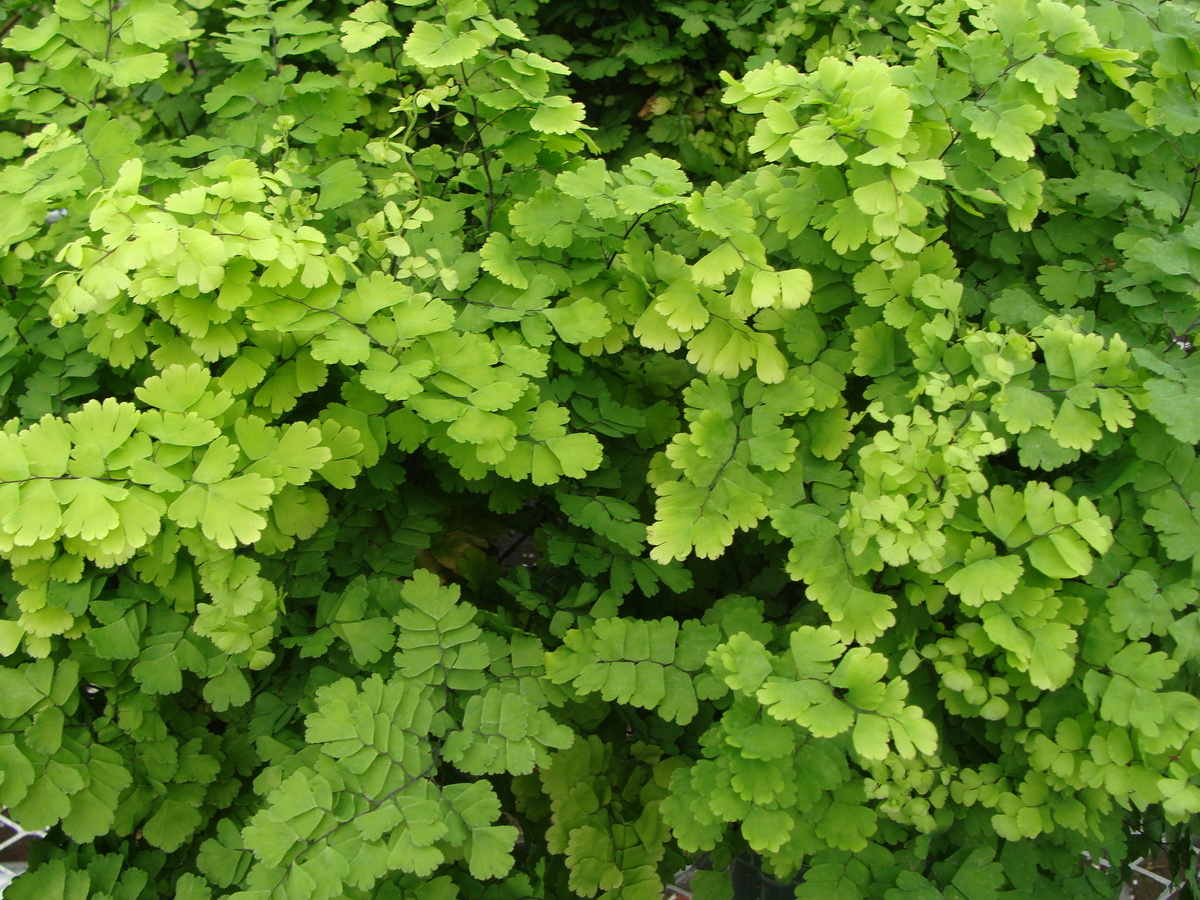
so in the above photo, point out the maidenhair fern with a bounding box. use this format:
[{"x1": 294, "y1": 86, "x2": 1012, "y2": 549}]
[{"x1": 2, "y1": 0, "x2": 1200, "y2": 898}]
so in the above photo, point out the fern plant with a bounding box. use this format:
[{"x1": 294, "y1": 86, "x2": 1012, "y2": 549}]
[{"x1": 2, "y1": 0, "x2": 1200, "y2": 898}]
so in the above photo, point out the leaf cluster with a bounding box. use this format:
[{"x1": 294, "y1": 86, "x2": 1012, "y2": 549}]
[{"x1": 2, "y1": 0, "x2": 1200, "y2": 898}]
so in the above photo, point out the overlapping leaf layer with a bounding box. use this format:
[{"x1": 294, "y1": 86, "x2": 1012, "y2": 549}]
[{"x1": 2, "y1": 0, "x2": 1199, "y2": 897}]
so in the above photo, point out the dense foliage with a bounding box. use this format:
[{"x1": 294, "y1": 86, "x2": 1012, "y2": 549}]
[{"x1": 2, "y1": 0, "x2": 1200, "y2": 897}]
